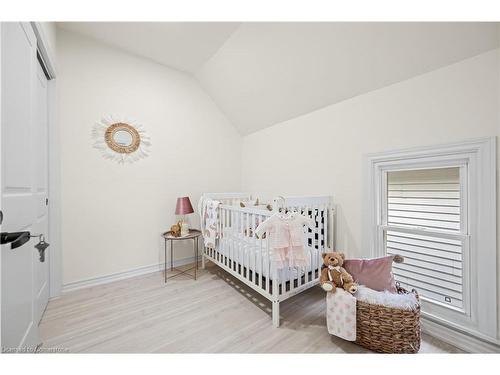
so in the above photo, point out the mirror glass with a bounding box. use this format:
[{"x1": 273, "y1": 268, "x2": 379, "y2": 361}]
[
  {"x1": 104, "y1": 122, "x2": 141, "y2": 154},
  {"x1": 113, "y1": 130, "x2": 133, "y2": 146}
]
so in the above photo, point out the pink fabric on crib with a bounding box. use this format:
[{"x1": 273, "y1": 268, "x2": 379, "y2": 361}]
[{"x1": 343, "y1": 255, "x2": 397, "y2": 293}]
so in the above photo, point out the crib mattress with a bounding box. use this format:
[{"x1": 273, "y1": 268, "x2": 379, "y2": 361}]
[{"x1": 214, "y1": 230, "x2": 316, "y2": 283}]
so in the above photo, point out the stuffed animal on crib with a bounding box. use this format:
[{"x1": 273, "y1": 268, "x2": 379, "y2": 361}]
[
  {"x1": 240, "y1": 198, "x2": 273, "y2": 211},
  {"x1": 320, "y1": 252, "x2": 358, "y2": 294}
]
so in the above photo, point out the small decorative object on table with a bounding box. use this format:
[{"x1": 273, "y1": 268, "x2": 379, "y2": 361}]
[
  {"x1": 162, "y1": 229, "x2": 202, "y2": 283},
  {"x1": 175, "y1": 196, "x2": 194, "y2": 237},
  {"x1": 170, "y1": 222, "x2": 181, "y2": 237}
]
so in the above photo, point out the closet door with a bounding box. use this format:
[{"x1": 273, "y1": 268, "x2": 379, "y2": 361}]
[
  {"x1": 1, "y1": 22, "x2": 40, "y2": 350},
  {"x1": 33, "y1": 60, "x2": 50, "y2": 325}
]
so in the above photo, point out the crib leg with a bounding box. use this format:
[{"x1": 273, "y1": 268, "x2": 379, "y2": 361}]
[
  {"x1": 272, "y1": 301, "x2": 280, "y2": 328},
  {"x1": 201, "y1": 251, "x2": 206, "y2": 270}
]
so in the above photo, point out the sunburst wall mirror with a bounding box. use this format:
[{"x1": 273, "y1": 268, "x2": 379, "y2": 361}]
[{"x1": 92, "y1": 116, "x2": 151, "y2": 164}]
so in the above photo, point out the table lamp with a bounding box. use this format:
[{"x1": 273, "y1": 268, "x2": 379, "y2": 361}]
[{"x1": 175, "y1": 196, "x2": 194, "y2": 236}]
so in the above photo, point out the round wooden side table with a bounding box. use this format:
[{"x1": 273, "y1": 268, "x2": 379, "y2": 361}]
[{"x1": 161, "y1": 229, "x2": 202, "y2": 283}]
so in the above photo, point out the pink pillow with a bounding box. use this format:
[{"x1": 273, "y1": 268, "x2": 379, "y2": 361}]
[{"x1": 343, "y1": 255, "x2": 397, "y2": 293}]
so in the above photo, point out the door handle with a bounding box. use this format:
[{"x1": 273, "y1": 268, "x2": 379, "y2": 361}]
[
  {"x1": 1, "y1": 231, "x2": 30, "y2": 249},
  {"x1": 1, "y1": 232, "x2": 50, "y2": 261}
]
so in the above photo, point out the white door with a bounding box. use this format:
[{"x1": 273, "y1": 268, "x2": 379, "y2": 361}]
[
  {"x1": 1, "y1": 22, "x2": 50, "y2": 351},
  {"x1": 33, "y1": 59, "x2": 50, "y2": 325}
]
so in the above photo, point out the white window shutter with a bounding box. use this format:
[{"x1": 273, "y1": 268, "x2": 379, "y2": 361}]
[{"x1": 386, "y1": 168, "x2": 465, "y2": 310}]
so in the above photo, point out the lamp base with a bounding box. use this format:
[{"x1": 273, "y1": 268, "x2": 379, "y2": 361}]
[{"x1": 180, "y1": 222, "x2": 190, "y2": 237}]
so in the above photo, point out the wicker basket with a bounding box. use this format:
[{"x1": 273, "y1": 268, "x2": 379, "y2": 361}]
[{"x1": 355, "y1": 285, "x2": 421, "y2": 353}]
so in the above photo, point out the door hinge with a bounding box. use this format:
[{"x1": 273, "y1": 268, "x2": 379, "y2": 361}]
[{"x1": 45, "y1": 198, "x2": 49, "y2": 206}]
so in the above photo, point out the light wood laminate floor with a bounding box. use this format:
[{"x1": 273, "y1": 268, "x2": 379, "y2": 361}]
[{"x1": 40, "y1": 263, "x2": 463, "y2": 353}]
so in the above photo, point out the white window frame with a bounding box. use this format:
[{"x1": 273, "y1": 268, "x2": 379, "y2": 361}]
[{"x1": 364, "y1": 137, "x2": 497, "y2": 343}]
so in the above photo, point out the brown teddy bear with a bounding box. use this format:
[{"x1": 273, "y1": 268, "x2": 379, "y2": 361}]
[{"x1": 320, "y1": 252, "x2": 358, "y2": 294}]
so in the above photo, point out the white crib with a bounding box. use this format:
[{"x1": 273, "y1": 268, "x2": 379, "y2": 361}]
[{"x1": 199, "y1": 193, "x2": 335, "y2": 327}]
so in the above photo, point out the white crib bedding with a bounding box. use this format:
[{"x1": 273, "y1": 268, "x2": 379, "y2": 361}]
[{"x1": 216, "y1": 228, "x2": 315, "y2": 283}]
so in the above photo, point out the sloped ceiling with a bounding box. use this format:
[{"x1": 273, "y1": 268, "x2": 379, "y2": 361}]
[
  {"x1": 57, "y1": 22, "x2": 499, "y2": 135},
  {"x1": 57, "y1": 22, "x2": 240, "y2": 73},
  {"x1": 196, "y1": 23, "x2": 499, "y2": 134}
]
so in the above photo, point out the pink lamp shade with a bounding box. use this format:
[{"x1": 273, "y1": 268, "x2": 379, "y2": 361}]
[{"x1": 175, "y1": 196, "x2": 194, "y2": 215}]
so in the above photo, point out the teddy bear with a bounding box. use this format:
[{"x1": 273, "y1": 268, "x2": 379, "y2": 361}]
[{"x1": 320, "y1": 252, "x2": 358, "y2": 294}]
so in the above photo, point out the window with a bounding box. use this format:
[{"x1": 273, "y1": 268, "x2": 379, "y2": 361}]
[
  {"x1": 365, "y1": 138, "x2": 497, "y2": 343},
  {"x1": 384, "y1": 167, "x2": 467, "y2": 312}
]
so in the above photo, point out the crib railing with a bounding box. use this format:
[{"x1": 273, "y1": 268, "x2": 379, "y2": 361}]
[
  {"x1": 219, "y1": 204, "x2": 274, "y2": 297},
  {"x1": 204, "y1": 197, "x2": 332, "y2": 297},
  {"x1": 201, "y1": 192, "x2": 253, "y2": 207}
]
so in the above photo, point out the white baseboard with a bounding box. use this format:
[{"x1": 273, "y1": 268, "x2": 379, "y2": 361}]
[
  {"x1": 422, "y1": 318, "x2": 500, "y2": 353},
  {"x1": 62, "y1": 256, "x2": 199, "y2": 294}
]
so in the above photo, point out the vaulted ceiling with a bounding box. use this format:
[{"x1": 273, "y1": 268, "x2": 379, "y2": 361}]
[
  {"x1": 58, "y1": 22, "x2": 240, "y2": 73},
  {"x1": 57, "y1": 22, "x2": 500, "y2": 135}
]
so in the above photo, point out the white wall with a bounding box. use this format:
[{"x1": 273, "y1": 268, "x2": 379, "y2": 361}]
[
  {"x1": 57, "y1": 29, "x2": 242, "y2": 285},
  {"x1": 241, "y1": 49, "x2": 500, "y2": 339}
]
